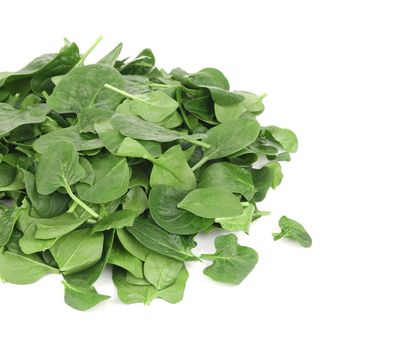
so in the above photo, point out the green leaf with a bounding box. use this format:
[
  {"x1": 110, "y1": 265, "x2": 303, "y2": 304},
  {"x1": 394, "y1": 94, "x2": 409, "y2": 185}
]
[
  {"x1": 0, "y1": 206, "x2": 23, "y2": 246},
  {"x1": 144, "y1": 252, "x2": 183, "y2": 290},
  {"x1": 92, "y1": 210, "x2": 135, "y2": 233},
  {"x1": 64, "y1": 230, "x2": 114, "y2": 286},
  {"x1": 203, "y1": 117, "x2": 260, "y2": 160},
  {"x1": 50, "y1": 229, "x2": 104, "y2": 274},
  {"x1": 273, "y1": 216, "x2": 312, "y2": 248},
  {"x1": 76, "y1": 153, "x2": 129, "y2": 204},
  {"x1": 116, "y1": 228, "x2": 151, "y2": 261},
  {"x1": 31, "y1": 41, "x2": 80, "y2": 95},
  {"x1": 265, "y1": 126, "x2": 298, "y2": 153},
  {"x1": 150, "y1": 145, "x2": 197, "y2": 191},
  {"x1": 108, "y1": 239, "x2": 144, "y2": 278},
  {"x1": 198, "y1": 162, "x2": 256, "y2": 201},
  {"x1": 177, "y1": 188, "x2": 243, "y2": 219},
  {"x1": 215, "y1": 204, "x2": 255, "y2": 233},
  {"x1": 35, "y1": 141, "x2": 85, "y2": 195},
  {"x1": 149, "y1": 185, "x2": 212, "y2": 235},
  {"x1": 116, "y1": 91, "x2": 178, "y2": 122},
  {"x1": 122, "y1": 187, "x2": 148, "y2": 217},
  {"x1": 0, "y1": 251, "x2": 58, "y2": 284},
  {"x1": 0, "y1": 103, "x2": 50, "y2": 137},
  {"x1": 22, "y1": 169, "x2": 69, "y2": 218},
  {"x1": 32, "y1": 125, "x2": 103, "y2": 154},
  {"x1": 111, "y1": 113, "x2": 208, "y2": 147},
  {"x1": 127, "y1": 219, "x2": 198, "y2": 261},
  {"x1": 98, "y1": 43, "x2": 123, "y2": 66},
  {"x1": 0, "y1": 162, "x2": 16, "y2": 187},
  {"x1": 47, "y1": 64, "x2": 126, "y2": 114},
  {"x1": 214, "y1": 102, "x2": 246, "y2": 122},
  {"x1": 62, "y1": 281, "x2": 110, "y2": 311},
  {"x1": 201, "y1": 234, "x2": 258, "y2": 285}
]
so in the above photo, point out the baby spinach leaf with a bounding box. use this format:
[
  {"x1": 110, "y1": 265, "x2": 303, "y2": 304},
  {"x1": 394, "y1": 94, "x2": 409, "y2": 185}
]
[
  {"x1": 121, "y1": 48, "x2": 155, "y2": 75},
  {"x1": 112, "y1": 267, "x2": 153, "y2": 304},
  {"x1": 154, "y1": 266, "x2": 188, "y2": 304},
  {"x1": 64, "y1": 230, "x2": 114, "y2": 286},
  {"x1": 149, "y1": 185, "x2": 213, "y2": 235},
  {"x1": 144, "y1": 252, "x2": 183, "y2": 290},
  {"x1": 108, "y1": 239, "x2": 144, "y2": 278},
  {"x1": 92, "y1": 210, "x2": 135, "y2": 233},
  {"x1": 205, "y1": 117, "x2": 260, "y2": 159},
  {"x1": 201, "y1": 234, "x2": 258, "y2": 285},
  {"x1": 127, "y1": 219, "x2": 198, "y2": 261},
  {"x1": 116, "y1": 91, "x2": 179, "y2": 122},
  {"x1": 22, "y1": 169, "x2": 69, "y2": 218},
  {"x1": 98, "y1": 43, "x2": 123, "y2": 66},
  {"x1": 50, "y1": 229, "x2": 104, "y2": 274},
  {"x1": 273, "y1": 216, "x2": 312, "y2": 248},
  {"x1": 251, "y1": 161, "x2": 283, "y2": 202},
  {"x1": 0, "y1": 162, "x2": 17, "y2": 187},
  {"x1": 150, "y1": 145, "x2": 197, "y2": 191},
  {"x1": 264, "y1": 126, "x2": 298, "y2": 153},
  {"x1": 32, "y1": 125, "x2": 103, "y2": 154},
  {"x1": 198, "y1": 162, "x2": 256, "y2": 201},
  {"x1": 62, "y1": 281, "x2": 110, "y2": 311},
  {"x1": 0, "y1": 251, "x2": 58, "y2": 284},
  {"x1": 0, "y1": 206, "x2": 23, "y2": 246},
  {"x1": 31, "y1": 41, "x2": 80, "y2": 95},
  {"x1": 214, "y1": 102, "x2": 246, "y2": 122},
  {"x1": 122, "y1": 186, "x2": 148, "y2": 217},
  {"x1": 0, "y1": 103, "x2": 50, "y2": 137},
  {"x1": 47, "y1": 64, "x2": 125, "y2": 114},
  {"x1": 111, "y1": 113, "x2": 209, "y2": 148},
  {"x1": 116, "y1": 228, "x2": 151, "y2": 261},
  {"x1": 215, "y1": 204, "x2": 255, "y2": 233},
  {"x1": 76, "y1": 153, "x2": 129, "y2": 204},
  {"x1": 177, "y1": 188, "x2": 243, "y2": 219}
]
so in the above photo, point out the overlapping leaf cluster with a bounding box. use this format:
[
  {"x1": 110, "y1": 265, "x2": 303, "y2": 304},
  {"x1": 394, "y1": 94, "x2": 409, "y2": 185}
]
[{"x1": 0, "y1": 39, "x2": 307, "y2": 310}]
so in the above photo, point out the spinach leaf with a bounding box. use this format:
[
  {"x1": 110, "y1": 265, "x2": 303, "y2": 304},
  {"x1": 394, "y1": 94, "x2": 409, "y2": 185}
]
[
  {"x1": 144, "y1": 252, "x2": 183, "y2": 290},
  {"x1": 116, "y1": 228, "x2": 151, "y2": 261},
  {"x1": 177, "y1": 188, "x2": 243, "y2": 219},
  {"x1": 92, "y1": 210, "x2": 135, "y2": 233},
  {"x1": 122, "y1": 186, "x2": 148, "y2": 217},
  {"x1": 0, "y1": 103, "x2": 50, "y2": 137},
  {"x1": 264, "y1": 126, "x2": 298, "y2": 153},
  {"x1": 110, "y1": 113, "x2": 209, "y2": 148},
  {"x1": 0, "y1": 206, "x2": 23, "y2": 246},
  {"x1": 62, "y1": 281, "x2": 110, "y2": 311},
  {"x1": 35, "y1": 141, "x2": 99, "y2": 218},
  {"x1": 198, "y1": 162, "x2": 256, "y2": 201},
  {"x1": 64, "y1": 230, "x2": 114, "y2": 286},
  {"x1": 127, "y1": 219, "x2": 198, "y2": 261},
  {"x1": 47, "y1": 64, "x2": 125, "y2": 114},
  {"x1": 50, "y1": 229, "x2": 104, "y2": 274},
  {"x1": 273, "y1": 216, "x2": 312, "y2": 248},
  {"x1": 215, "y1": 204, "x2": 255, "y2": 233},
  {"x1": 98, "y1": 43, "x2": 123, "y2": 66},
  {"x1": 0, "y1": 251, "x2": 58, "y2": 284},
  {"x1": 108, "y1": 239, "x2": 144, "y2": 278},
  {"x1": 149, "y1": 185, "x2": 213, "y2": 235},
  {"x1": 76, "y1": 153, "x2": 129, "y2": 204},
  {"x1": 201, "y1": 234, "x2": 258, "y2": 284},
  {"x1": 150, "y1": 145, "x2": 197, "y2": 191}
]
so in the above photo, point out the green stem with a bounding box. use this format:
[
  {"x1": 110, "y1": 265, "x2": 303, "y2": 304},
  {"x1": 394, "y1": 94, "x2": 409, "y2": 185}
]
[
  {"x1": 200, "y1": 254, "x2": 215, "y2": 260},
  {"x1": 67, "y1": 201, "x2": 79, "y2": 213},
  {"x1": 0, "y1": 246, "x2": 5, "y2": 254},
  {"x1": 149, "y1": 83, "x2": 175, "y2": 88},
  {"x1": 75, "y1": 35, "x2": 103, "y2": 67},
  {"x1": 191, "y1": 155, "x2": 211, "y2": 172},
  {"x1": 181, "y1": 137, "x2": 210, "y2": 149},
  {"x1": 64, "y1": 185, "x2": 99, "y2": 219},
  {"x1": 104, "y1": 83, "x2": 141, "y2": 100},
  {"x1": 259, "y1": 93, "x2": 268, "y2": 100}
]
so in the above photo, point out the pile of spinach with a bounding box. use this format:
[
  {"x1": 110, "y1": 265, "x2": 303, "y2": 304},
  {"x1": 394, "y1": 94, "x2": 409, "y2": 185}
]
[{"x1": 0, "y1": 38, "x2": 311, "y2": 311}]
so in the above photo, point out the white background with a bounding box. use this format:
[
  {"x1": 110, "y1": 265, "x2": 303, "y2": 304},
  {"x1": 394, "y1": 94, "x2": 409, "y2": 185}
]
[{"x1": 1, "y1": 0, "x2": 410, "y2": 349}]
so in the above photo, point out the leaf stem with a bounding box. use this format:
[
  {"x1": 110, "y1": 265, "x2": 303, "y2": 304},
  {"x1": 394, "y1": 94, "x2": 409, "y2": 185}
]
[
  {"x1": 64, "y1": 185, "x2": 99, "y2": 219},
  {"x1": 191, "y1": 155, "x2": 211, "y2": 172},
  {"x1": 259, "y1": 93, "x2": 268, "y2": 100},
  {"x1": 200, "y1": 254, "x2": 215, "y2": 260},
  {"x1": 67, "y1": 201, "x2": 79, "y2": 213},
  {"x1": 104, "y1": 83, "x2": 141, "y2": 100},
  {"x1": 181, "y1": 137, "x2": 210, "y2": 149},
  {"x1": 75, "y1": 35, "x2": 104, "y2": 67}
]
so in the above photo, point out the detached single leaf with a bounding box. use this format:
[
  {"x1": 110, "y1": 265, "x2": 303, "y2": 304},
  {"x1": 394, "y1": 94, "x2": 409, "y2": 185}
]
[
  {"x1": 273, "y1": 216, "x2": 312, "y2": 248},
  {"x1": 201, "y1": 234, "x2": 258, "y2": 285}
]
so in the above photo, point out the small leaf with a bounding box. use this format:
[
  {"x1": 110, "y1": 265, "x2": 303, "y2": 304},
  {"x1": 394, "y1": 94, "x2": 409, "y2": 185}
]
[{"x1": 273, "y1": 216, "x2": 312, "y2": 248}]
